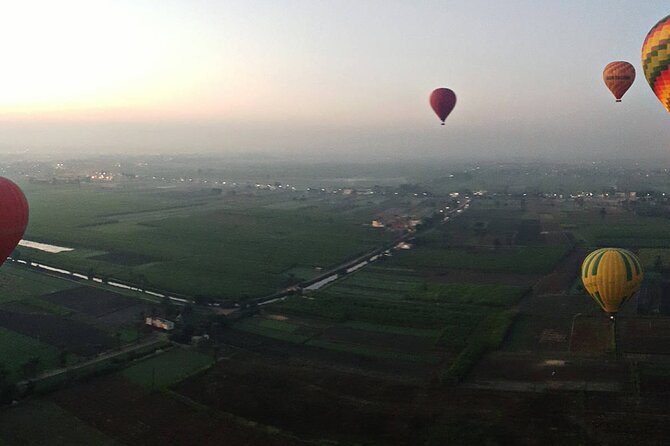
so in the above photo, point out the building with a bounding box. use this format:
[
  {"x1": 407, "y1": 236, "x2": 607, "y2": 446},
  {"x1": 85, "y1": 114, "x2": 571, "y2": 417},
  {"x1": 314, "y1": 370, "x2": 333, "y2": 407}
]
[
  {"x1": 409, "y1": 218, "x2": 422, "y2": 229},
  {"x1": 145, "y1": 317, "x2": 175, "y2": 331}
]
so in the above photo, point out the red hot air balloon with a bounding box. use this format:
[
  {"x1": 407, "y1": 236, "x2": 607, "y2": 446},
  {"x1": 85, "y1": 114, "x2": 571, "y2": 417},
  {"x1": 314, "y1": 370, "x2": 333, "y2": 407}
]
[
  {"x1": 0, "y1": 178, "x2": 28, "y2": 267},
  {"x1": 429, "y1": 88, "x2": 457, "y2": 125},
  {"x1": 603, "y1": 61, "x2": 636, "y2": 102}
]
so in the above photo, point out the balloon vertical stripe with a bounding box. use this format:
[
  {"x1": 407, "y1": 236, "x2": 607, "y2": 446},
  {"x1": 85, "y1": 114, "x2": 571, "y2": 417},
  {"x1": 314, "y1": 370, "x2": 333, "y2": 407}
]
[
  {"x1": 622, "y1": 250, "x2": 641, "y2": 275},
  {"x1": 591, "y1": 251, "x2": 606, "y2": 275},
  {"x1": 631, "y1": 254, "x2": 642, "y2": 275},
  {"x1": 618, "y1": 251, "x2": 633, "y2": 281},
  {"x1": 592, "y1": 291, "x2": 606, "y2": 312},
  {"x1": 583, "y1": 248, "x2": 605, "y2": 277}
]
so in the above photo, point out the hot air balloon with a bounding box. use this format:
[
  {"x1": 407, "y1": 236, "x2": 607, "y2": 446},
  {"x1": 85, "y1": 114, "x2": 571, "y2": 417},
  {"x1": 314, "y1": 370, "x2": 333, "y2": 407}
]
[
  {"x1": 603, "y1": 61, "x2": 635, "y2": 102},
  {"x1": 581, "y1": 247, "x2": 643, "y2": 356},
  {"x1": 0, "y1": 178, "x2": 28, "y2": 267},
  {"x1": 429, "y1": 88, "x2": 457, "y2": 125},
  {"x1": 642, "y1": 14, "x2": 670, "y2": 112},
  {"x1": 581, "y1": 248, "x2": 643, "y2": 315}
]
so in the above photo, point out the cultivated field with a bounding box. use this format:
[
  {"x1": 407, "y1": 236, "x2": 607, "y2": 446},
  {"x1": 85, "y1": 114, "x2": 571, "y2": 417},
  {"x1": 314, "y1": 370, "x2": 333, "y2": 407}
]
[
  {"x1": 5, "y1": 170, "x2": 670, "y2": 445},
  {"x1": 122, "y1": 348, "x2": 213, "y2": 388},
  {"x1": 18, "y1": 181, "x2": 403, "y2": 300},
  {"x1": 0, "y1": 263, "x2": 155, "y2": 383}
]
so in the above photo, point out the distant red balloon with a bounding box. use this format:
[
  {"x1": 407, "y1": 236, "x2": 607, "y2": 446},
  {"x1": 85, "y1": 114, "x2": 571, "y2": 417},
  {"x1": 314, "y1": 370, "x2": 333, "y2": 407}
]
[
  {"x1": 429, "y1": 88, "x2": 457, "y2": 125},
  {"x1": 603, "y1": 61, "x2": 635, "y2": 102},
  {"x1": 0, "y1": 178, "x2": 28, "y2": 267}
]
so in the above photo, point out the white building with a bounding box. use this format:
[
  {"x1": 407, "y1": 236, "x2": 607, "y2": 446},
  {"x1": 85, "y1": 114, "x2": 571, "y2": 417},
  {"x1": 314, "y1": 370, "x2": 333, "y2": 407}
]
[{"x1": 145, "y1": 317, "x2": 175, "y2": 331}]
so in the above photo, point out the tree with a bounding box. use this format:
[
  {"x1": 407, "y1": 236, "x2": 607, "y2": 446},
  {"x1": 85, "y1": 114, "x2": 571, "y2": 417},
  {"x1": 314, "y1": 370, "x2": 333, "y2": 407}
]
[{"x1": 21, "y1": 357, "x2": 41, "y2": 379}]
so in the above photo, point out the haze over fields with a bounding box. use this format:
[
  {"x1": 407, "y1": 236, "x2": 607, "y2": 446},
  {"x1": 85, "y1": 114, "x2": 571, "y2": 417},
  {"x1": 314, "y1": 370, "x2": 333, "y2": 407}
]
[
  {"x1": 0, "y1": 1, "x2": 669, "y2": 160},
  {"x1": 6, "y1": 2, "x2": 670, "y2": 445}
]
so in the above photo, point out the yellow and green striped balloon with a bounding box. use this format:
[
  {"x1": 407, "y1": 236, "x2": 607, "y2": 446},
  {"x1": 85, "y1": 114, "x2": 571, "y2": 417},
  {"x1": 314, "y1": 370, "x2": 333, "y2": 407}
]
[
  {"x1": 642, "y1": 13, "x2": 670, "y2": 113},
  {"x1": 581, "y1": 248, "x2": 643, "y2": 314}
]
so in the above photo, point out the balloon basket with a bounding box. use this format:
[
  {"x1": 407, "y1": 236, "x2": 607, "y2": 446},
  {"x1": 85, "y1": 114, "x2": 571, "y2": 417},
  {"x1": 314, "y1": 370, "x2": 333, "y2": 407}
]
[{"x1": 616, "y1": 99, "x2": 622, "y2": 103}]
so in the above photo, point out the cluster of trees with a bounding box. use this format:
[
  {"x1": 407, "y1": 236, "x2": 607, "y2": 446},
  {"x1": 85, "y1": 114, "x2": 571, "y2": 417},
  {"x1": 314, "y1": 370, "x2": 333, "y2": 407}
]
[{"x1": 0, "y1": 355, "x2": 48, "y2": 404}]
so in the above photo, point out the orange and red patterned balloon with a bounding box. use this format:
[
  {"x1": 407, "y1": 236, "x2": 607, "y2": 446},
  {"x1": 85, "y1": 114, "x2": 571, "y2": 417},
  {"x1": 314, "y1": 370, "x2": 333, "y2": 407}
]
[
  {"x1": 642, "y1": 14, "x2": 670, "y2": 113},
  {"x1": 603, "y1": 61, "x2": 635, "y2": 102}
]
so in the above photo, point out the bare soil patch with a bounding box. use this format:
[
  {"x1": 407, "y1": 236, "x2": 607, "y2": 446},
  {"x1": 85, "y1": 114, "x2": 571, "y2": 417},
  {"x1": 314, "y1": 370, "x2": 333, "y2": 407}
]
[
  {"x1": 219, "y1": 328, "x2": 435, "y2": 382},
  {"x1": 0, "y1": 310, "x2": 113, "y2": 356},
  {"x1": 52, "y1": 375, "x2": 304, "y2": 446},
  {"x1": 619, "y1": 317, "x2": 670, "y2": 355},
  {"x1": 468, "y1": 352, "x2": 626, "y2": 384},
  {"x1": 176, "y1": 352, "x2": 434, "y2": 445},
  {"x1": 42, "y1": 286, "x2": 139, "y2": 317},
  {"x1": 569, "y1": 316, "x2": 611, "y2": 354},
  {"x1": 318, "y1": 326, "x2": 437, "y2": 354},
  {"x1": 533, "y1": 248, "x2": 586, "y2": 295}
]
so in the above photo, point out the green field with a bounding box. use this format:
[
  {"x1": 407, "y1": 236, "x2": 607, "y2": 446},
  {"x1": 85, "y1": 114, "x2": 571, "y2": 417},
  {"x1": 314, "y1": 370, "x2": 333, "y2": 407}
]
[
  {"x1": 565, "y1": 210, "x2": 670, "y2": 248},
  {"x1": 273, "y1": 252, "x2": 530, "y2": 355},
  {"x1": 257, "y1": 200, "x2": 566, "y2": 366},
  {"x1": 387, "y1": 245, "x2": 568, "y2": 274},
  {"x1": 333, "y1": 269, "x2": 527, "y2": 306},
  {"x1": 0, "y1": 328, "x2": 62, "y2": 382},
  {"x1": 234, "y1": 317, "x2": 315, "y2": 343},
  {"x1": 339, "y1": 320, "x2": 441, "y2": 337},
  {"x1": 0, "y1": 262, "x2": 156, "y2": 383},
  {"x1": 19, "y1": 182, "x2": 396, "y2": 300},
  {"x1": 122, "y1": 348, "x2": 214, "y2": 388},
  {"x1": 0, "y1": 264, "x2": 79, "y2": 303}
]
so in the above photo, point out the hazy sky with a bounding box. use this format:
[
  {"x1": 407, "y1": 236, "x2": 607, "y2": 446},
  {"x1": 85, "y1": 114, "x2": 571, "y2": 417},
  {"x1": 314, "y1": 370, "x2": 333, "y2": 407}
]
[{"x1": 1, "y1": 0, "x2": 670, "y2": 161}]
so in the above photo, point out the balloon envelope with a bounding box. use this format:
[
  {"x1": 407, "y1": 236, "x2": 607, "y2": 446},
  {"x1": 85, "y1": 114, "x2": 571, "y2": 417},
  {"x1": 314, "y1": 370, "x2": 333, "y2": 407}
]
[
  {"x1": 603, "y1": 61, "x2": 635, "y2": 102},
  {"x1": 429, "y1": 88, "x2": 457, "y2": 124},
  {"x1": 581, "y1": 248, "x2": 643, "y2": 314},
  {"x1": 0, "y1": 178, "x2": 28, "y2": 267},
  {"x1": 642, "y1": 14, "x2": 670, "y2": 112}
]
